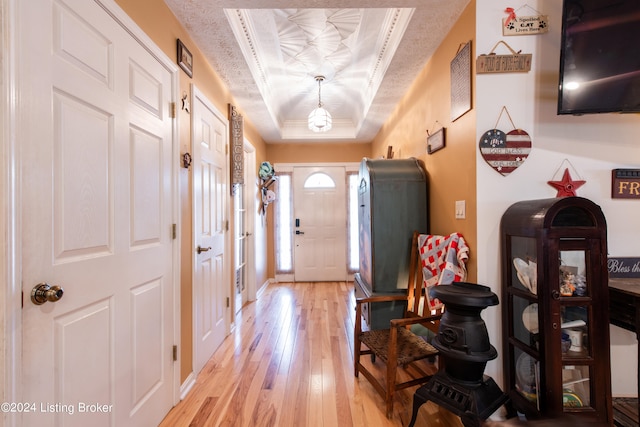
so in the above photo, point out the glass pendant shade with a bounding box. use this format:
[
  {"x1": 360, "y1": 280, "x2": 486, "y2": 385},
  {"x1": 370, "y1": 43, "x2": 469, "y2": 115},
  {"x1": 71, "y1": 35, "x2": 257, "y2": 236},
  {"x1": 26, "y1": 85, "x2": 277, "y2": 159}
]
[
  {"x1": 308, "y1": 76, "x2": 332, "y2": 132},
  {"x1": 308, "y1": 106, "x2": 332, "y2": 132}
]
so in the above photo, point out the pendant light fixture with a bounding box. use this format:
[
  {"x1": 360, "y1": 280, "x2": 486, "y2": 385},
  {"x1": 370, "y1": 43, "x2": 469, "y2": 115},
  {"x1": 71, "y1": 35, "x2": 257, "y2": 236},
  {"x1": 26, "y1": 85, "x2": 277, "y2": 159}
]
[{"x1": 308, "y1": 76, "x2": 332, "y2": 132}]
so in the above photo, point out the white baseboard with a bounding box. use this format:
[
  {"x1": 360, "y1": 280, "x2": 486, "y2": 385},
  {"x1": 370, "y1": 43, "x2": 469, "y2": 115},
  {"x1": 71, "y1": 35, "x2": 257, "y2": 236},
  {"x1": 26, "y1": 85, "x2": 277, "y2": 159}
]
[
  {"x1": 180, "y1": 372, "x2": 196, "y2": 400},
  {"x1": 256, "y1": 279, "x2": 272, "y2": 298},
  {"x1": 274, "y1": 274, "x2": 294, "y2": 283}
]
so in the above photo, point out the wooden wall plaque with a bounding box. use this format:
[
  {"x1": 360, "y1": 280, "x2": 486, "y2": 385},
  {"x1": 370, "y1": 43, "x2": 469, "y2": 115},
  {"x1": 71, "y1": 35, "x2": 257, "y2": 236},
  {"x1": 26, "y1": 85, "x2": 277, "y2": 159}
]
[
  {"x1": 229, "y1": 104, "x2": 244, "y2": 195},
  {"x1": 608, "y1": 257, "x2": 640, "y2": 278},
  {"x1": 477, "y1": 41, "x2": 531, "y2": 74},
  {"x1": 612, "y1": 168, "x2": 640, "y2": 199}
]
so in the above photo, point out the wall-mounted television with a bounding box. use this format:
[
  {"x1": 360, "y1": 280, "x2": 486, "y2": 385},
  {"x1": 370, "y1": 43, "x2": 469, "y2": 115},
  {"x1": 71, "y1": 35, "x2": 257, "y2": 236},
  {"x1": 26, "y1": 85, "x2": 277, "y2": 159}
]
[{"x1": 558, "y1": 0, "x2": 640, "y2": 115}]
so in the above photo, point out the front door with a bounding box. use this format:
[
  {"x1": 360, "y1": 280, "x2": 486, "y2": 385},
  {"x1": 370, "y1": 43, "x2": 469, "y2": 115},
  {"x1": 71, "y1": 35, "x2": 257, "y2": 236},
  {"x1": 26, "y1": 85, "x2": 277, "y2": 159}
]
[
  {"x1": 293, "y1": 166, "x2": 347, "y2": 281},
  {"x1": 192, "y1": 86, "x2": 229, "y2": 374},
  {"x1": 19, "y1": 0, "x2": 176, "y2": 426}
]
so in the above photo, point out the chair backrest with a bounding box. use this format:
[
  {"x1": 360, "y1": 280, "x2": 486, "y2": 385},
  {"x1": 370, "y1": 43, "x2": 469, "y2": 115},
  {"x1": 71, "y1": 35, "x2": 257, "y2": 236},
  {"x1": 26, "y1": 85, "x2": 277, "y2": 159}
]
[
  {"x1": 406, "y1": 231, "x2": 424, "y2": 316},
  {"x1": 405, "y1": 231, "x2": 444, "y2": 330}
]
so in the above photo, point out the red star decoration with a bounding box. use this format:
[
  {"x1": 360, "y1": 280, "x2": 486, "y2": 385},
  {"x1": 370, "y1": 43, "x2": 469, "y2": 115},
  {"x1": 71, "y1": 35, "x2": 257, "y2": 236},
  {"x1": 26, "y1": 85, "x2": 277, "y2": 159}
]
[{"x1": 548, "y1": 168, "x2": 586, "y2": 197}]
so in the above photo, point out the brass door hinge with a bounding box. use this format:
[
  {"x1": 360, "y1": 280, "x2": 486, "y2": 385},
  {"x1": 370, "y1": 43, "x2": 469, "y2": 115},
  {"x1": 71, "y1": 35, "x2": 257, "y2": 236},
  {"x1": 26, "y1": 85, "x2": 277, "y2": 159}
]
[
  {"x1": 172, "y1": 345, "x2": 178, "y2": 362},
  {"x1": 226, "y1": 297, "x2": 230, "y2": 308},
  {"x1": 170, "y1": 102, "x2": 177, "y2": 118},
  {"x1": 172, "y1": 223, "x2": 177, "y2": 239}
]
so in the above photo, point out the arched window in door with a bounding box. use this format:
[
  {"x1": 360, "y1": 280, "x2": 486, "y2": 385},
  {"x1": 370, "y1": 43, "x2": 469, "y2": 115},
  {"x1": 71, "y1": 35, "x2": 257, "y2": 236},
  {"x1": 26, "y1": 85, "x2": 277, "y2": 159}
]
[{"x1": 304, "y1": 172, "x2": 335, "y2": 189}]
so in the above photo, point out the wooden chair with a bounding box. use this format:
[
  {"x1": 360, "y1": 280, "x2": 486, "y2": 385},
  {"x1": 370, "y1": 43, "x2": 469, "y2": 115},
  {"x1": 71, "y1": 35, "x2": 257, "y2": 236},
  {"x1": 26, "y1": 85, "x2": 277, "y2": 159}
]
[{"x1": 354, "y1": 231, "x2": 443, "y2": 418}]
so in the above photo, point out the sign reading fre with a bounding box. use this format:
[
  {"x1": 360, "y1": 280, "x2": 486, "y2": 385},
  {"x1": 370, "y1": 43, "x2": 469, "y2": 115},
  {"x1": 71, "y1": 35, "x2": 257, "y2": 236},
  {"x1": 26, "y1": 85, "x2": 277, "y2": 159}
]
[{"x1": 612, "y1": 169, "x2": 640, "y2": 199}]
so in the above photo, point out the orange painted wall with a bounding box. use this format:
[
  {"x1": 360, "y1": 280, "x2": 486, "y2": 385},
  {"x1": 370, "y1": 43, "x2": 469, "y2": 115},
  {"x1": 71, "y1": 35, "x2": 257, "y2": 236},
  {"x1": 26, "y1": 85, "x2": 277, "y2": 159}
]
[
  {"x1": 267, "y1": 142, "x2": 371, "y2": 164},
  {"x1": 371, "y1": 0, "x2": 477, "y2": 282},
  {"x1": 114, "y1": 0, "x2": 269, "y2": 383}
]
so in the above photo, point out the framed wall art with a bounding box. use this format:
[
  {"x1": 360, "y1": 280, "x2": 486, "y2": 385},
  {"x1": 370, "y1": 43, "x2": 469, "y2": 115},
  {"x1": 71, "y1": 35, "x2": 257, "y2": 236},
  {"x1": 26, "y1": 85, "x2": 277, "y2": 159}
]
[
  {"x1": 427, "y1": 127, "x2": 446, "y2": 154},
  {"x1": 450, "y1": 41, "x2": 472, "y2": 121},
  {"x1": 177, "y1": 39, "x2": 193, "y2": 78}
]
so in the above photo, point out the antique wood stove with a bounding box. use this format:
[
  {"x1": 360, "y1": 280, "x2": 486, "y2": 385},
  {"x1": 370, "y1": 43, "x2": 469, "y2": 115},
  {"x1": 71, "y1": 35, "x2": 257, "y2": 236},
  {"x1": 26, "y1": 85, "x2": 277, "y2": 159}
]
[{"x1": 408, "y1": 282, "x2": 511, "y2": 427}]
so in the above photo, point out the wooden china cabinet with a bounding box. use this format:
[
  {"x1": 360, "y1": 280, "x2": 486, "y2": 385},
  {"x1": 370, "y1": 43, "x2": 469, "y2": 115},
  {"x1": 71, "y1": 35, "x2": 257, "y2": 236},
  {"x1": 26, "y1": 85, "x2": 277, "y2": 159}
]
[{"x1": 500, "y1": 197, "x2": 612, "y2": 424}]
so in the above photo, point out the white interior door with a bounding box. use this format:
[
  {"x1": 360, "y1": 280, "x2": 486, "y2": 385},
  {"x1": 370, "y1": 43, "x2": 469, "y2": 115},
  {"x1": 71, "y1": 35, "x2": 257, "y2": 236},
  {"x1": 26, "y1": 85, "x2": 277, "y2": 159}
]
[
  {"x1": 19, "y1": 0, "x2": 176, "y2": 426},
  {"x1": 293, "y1": 166, "x2": 347, "y2": 281},
  {"x1": 234, "y1": 175, "x2": 248, "y2": 313},
  {"x1": 192, "y1": 86, "x2": 228, "y2": 374}
]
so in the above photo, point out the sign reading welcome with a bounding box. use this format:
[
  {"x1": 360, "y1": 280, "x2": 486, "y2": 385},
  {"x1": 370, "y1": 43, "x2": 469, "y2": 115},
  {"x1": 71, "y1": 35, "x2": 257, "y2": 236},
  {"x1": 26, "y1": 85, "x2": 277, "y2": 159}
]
[{"x1": 229, "y1": 104, "x2": 244, "y2": 195}]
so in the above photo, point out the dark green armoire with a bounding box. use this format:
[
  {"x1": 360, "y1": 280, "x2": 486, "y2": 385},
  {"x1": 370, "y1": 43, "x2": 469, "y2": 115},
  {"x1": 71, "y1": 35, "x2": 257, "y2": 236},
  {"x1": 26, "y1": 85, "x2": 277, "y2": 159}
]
[{"x1": 355, "y1": 158, "x2": 428, "y2": 330}]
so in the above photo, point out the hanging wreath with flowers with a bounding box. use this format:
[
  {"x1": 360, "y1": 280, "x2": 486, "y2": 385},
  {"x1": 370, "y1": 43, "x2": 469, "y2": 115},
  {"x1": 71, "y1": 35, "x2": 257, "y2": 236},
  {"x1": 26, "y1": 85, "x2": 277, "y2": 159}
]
[
  {"x1": 258, "y1": 161, "x2": 277, "y2": 215},
  {"x1": 259, "y1": 161, "x2": 275, "y2": 180}
]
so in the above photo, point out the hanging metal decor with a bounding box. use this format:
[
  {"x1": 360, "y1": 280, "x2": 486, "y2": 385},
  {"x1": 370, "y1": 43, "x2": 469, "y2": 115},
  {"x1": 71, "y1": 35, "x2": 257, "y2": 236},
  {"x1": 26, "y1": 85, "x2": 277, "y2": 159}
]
[
  {"x1": 548, "y1": 168, "x2": 586, "y2": 197},
  {"x1": 229, "y1": 104, "x2": 244, "y2": 195},
  {"x1": 547, "y1": 160, "x2": 586, "y2": 197},
  {"x1": 479, "y1": 106, "x2": 531, "y2": 176}
]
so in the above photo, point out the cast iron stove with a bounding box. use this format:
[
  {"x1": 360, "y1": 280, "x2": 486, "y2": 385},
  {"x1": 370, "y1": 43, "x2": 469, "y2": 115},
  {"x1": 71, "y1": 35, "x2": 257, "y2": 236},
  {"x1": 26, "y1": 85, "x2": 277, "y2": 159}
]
[{"x1": 408, "y1": 282, "x2": 512, "y2": 427}]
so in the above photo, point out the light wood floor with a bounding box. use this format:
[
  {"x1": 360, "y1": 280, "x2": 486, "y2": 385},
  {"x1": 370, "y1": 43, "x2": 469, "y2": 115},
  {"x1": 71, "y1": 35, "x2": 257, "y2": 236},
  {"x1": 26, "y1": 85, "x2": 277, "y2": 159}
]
[{"x1": 159, "y1": 281, "x2": 464, "y2": 427}]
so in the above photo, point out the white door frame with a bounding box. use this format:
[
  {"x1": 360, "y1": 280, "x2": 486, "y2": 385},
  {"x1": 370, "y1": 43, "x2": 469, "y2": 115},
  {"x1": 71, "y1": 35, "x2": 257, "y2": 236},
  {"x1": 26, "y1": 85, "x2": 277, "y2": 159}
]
[
  {"x1": 243, "y1": 141, "x2": 257, "y2": 302},
  {"x1": 1, "y1": 0, "x2": 181, "y2": 422},
  {"x1": 2, "y1": 0, "x2": 21, "y2": 422}
]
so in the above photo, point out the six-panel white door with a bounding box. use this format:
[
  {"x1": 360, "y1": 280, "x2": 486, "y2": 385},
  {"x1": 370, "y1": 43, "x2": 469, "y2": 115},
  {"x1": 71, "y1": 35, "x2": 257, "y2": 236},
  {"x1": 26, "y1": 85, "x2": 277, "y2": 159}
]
[
  {"x1": 192, "y1": 87, "x2": 229, "y2": 374},
  {"x1": 19, "y1": 0, "x2": 176, "y2": 425}
]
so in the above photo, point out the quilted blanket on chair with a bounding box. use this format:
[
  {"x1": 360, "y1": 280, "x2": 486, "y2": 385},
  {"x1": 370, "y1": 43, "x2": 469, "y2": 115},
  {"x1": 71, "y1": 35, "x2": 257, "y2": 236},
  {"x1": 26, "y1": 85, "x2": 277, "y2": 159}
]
[{"x1": 418, "y1": 233, "x2": 469, "y2": 309}]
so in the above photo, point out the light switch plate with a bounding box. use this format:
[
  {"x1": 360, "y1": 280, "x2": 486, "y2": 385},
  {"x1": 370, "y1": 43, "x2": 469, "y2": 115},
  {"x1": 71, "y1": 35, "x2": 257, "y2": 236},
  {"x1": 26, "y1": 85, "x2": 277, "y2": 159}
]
[{"x1": 455, "y1": 200, "x2": 466, "y2": 219}]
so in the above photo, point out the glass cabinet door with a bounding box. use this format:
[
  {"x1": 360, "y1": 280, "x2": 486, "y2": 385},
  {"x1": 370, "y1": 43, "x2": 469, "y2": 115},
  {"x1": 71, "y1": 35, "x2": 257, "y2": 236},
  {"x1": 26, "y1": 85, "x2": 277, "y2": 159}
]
[
  {"x1": 506, "y1": 236, "x2": 539, "y2": 407},
  {"x1": 557, "y1": 246, "x2": 593, "y2": 412}
]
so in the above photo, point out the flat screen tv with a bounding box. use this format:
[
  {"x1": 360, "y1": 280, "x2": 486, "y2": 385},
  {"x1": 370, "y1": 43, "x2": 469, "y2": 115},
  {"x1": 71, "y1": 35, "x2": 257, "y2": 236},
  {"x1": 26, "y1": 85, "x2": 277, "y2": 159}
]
[{"x1": 558, "y1": 0, "x2": 640, "y2": 115}]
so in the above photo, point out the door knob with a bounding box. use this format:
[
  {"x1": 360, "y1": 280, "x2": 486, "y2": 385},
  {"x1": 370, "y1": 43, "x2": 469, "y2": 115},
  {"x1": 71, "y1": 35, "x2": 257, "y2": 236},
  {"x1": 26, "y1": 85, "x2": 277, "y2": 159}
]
[
  {"x1": 31, "y1": 282, "x2": 64, "y2": 305},
  {"x1": 197, "y1": 245, "x2": 212, "y2": 254}
]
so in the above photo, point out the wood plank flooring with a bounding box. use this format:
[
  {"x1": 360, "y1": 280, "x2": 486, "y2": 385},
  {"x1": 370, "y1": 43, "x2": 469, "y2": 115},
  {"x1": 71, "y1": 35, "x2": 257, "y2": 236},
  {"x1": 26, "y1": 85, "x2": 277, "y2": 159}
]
[
  {"x1": 159, "y1": 281, "x2": 455, "y2": 427},
  {"x1": 613, "y1": 398, "x2": 639, "y2": 427}
]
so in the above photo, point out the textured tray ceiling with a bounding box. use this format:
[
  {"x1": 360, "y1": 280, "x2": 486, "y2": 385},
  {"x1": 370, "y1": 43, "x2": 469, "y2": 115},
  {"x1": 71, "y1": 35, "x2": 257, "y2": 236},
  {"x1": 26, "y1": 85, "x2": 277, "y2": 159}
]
[{"x1": 164, "y1": 0, "x2": 470, "y2": 143}]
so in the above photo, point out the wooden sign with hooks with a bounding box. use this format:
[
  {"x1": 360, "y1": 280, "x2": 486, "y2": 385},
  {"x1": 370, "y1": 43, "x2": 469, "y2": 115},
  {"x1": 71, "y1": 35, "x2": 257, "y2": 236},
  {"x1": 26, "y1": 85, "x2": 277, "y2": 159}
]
[{"x1": 477, "y1": 41, "x2": 531, "y2": 73}]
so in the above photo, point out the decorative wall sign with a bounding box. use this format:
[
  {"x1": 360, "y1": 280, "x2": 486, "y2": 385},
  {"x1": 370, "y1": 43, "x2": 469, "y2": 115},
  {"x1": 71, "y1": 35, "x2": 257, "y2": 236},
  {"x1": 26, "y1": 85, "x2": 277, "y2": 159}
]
[
  {"x1": 479, "y1": 107, "x2": 531, "y2": 176},
  {"x1": 177, "y1": 39, "x2": 193, "y2": 78},
  {"x1": 503, "y1": 6, "x2": 548, "y2": 36},
  {"x1": 450, "y1": 41, "x2": 472, "y2": 121},
  {"x1": 229, "y1": 104, "x2": 244, "y2": 195},
  {"x1": 476, "y1": 40, "x2": 531, "y2": 74},
  {"x1": 608, "y1": 257, "x2": 640, "y2": 278},
  {"x1": 427, "y1": 127, "x2": 446, "y2": 154},
  {"x1": 612, "y1": 169, "x2": 640, "y2": 199}
]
